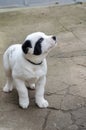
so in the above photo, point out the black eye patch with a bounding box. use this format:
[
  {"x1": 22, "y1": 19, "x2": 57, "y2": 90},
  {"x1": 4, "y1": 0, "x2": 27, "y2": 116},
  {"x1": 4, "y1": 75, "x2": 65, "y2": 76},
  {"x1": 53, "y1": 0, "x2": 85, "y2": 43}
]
[
  {"x1": 22, "y1": 40, "x2": 32, "y2": 54},
  {"x1": 34, "y1": 38, "x2": 44, "y2": 55}
]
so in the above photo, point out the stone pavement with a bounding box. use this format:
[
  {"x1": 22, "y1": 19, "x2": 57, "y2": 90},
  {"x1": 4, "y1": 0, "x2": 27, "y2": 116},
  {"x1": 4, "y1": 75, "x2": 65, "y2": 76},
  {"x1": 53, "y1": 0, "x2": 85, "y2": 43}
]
[{"x1": 0, "y1": 3, "x2": 86, "y2": 130}]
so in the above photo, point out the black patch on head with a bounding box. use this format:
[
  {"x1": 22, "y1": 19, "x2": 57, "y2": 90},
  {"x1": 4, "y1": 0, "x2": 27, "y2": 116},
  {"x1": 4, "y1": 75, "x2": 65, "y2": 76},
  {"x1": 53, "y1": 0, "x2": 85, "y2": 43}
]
[
  {"x1": 22, "y1": 40, "x2": 32, "y2": 54},
  {"x1": 34, "y1": 38, "x2": 43, "y2": 55}
]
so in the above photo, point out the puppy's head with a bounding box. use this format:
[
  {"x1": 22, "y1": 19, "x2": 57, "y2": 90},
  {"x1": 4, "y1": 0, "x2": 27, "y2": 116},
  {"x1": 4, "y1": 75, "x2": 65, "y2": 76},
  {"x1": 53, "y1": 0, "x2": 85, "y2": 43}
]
[{"x1": 22, "y1": 32, "x2": 57, "y2": 56}]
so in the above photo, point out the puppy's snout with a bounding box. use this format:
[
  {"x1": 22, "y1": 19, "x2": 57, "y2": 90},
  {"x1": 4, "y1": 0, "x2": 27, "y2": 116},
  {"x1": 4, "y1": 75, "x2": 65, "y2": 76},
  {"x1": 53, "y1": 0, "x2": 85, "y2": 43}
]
[{"x1": 52, "y1": 36, "x2": 56, "y2": 41}]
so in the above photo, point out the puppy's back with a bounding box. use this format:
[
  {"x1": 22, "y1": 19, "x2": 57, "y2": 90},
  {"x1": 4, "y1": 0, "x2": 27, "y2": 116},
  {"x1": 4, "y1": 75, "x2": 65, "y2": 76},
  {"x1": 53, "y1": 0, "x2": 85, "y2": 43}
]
[{"x1": 3, "y1": 44, "x2": 21, "y2": 70}]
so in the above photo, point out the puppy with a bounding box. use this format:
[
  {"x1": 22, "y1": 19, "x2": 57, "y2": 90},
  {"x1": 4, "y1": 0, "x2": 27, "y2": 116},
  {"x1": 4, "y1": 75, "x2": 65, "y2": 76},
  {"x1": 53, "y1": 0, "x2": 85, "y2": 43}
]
[{"x1": 3, "y1": 32, "x2": 57, "y2": 109}]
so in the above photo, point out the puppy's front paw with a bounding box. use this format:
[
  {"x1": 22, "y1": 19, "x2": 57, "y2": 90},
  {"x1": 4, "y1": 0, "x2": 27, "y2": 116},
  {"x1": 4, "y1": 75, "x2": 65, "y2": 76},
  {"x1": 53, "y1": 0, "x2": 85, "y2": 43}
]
[
  {"x1": 19, "y1": 98, "x2": 29, "y2": 109},
  {"x1": 36, "y1": 98, "x2": 49, "y2": 108}
]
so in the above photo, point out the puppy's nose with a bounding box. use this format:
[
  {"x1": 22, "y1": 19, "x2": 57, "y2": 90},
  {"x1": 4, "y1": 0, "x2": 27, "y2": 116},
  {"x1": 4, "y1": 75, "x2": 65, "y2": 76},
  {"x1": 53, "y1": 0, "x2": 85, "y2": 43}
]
[{"x1": 52, "y1": 36, "x2": 56, "y2": 41}]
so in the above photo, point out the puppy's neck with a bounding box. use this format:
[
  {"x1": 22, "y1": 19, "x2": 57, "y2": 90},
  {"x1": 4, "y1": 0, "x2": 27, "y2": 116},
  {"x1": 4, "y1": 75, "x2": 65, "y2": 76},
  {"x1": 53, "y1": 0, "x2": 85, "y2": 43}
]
[{"x1": 23, "y1": 53, "x2": 46, "y2": 65}]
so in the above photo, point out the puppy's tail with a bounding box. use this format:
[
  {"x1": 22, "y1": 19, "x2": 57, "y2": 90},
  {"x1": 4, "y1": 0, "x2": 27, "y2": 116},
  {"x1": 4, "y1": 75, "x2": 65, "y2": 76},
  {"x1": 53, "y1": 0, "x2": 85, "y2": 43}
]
[{"x1": 3, "y1": 49, "x2": 11, "y2": 77}]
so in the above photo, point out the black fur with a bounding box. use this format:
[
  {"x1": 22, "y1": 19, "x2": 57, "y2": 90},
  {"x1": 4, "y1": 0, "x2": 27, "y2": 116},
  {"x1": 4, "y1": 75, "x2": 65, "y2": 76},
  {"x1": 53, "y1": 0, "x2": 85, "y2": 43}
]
[
  {"x1": 52, "y1": 36, "x2": 56, "y2": 41},
  {"x1": 22, "y1": 40, "x2": 32, "y2": 54},
  {"x1": 34, "y1": 38, "x2": 43, "y2": 55}
]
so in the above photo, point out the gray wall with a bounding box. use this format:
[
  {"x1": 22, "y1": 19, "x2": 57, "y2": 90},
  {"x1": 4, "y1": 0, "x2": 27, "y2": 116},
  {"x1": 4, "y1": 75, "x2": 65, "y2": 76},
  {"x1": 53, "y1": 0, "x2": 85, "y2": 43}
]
[
  {"x1": 0, "y1": 0, "x2": 86, "y2": 8},
  {"x1": 0, "y1": 0, "x2": 27, "y2": 7},
  {"x1": 0, "y1": 0, "x2": 58, "y2": 7}
]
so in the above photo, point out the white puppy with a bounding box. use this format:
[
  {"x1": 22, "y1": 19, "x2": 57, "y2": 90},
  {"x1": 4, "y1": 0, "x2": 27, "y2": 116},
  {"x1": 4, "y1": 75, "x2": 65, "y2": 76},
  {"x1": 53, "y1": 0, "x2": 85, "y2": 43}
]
[{"x1": 3, "y1": 32, "x2": 57, "y2": 109}]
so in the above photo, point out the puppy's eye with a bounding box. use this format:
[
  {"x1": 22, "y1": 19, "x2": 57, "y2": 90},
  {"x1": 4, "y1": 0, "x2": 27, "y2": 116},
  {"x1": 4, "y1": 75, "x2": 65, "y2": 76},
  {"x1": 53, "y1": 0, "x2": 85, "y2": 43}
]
[
  {"x1": 22, "y1": 40, "x2": 32, "y2": 54},
  {"x1": 34, "y1": 38, "x2": 44, "y2": 55}
]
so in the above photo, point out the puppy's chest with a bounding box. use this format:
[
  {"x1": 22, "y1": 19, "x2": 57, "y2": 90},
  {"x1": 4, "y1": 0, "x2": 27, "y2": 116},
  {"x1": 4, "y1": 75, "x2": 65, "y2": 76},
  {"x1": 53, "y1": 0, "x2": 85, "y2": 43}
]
[
  {"x1": 22, "y1": 65, "x2": 47, "y2": 80},
  {"x1": 14, "y1": 60, "x2": 47, "y2": 81}
]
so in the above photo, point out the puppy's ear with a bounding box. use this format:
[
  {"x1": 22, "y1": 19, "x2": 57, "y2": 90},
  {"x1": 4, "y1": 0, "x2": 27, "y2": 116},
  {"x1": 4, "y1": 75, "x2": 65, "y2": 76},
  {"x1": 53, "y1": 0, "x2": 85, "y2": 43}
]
[{"x1": 22, "y1": 40, "x2": 32, "y2": 54}]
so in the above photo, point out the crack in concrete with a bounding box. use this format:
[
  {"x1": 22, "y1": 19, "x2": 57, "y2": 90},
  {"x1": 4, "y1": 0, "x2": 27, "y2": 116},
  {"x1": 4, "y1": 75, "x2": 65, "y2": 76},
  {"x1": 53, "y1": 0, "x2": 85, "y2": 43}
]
[
  {"x1": 45, "y1": 92, "x2": 57, "y2": 96},
  {"x1": 67, "y1": 92, "x2": 86, "y2": 100},
  {"x1": 48, "y1": 106, "x2": 60, "y2": 111},
  {"x1": 78, "y1": 124, "x2": 86, "y2": 130},
  {"x1": 50, "y1": 50, "x2": 86, "y2": 59},
  {"x1": 67, "y1": 112, "x2": 79, "y2": 130},
  {"x1": 46, "y1": 84, "x2": 86, "y2": 112},
  {"x1": 70, "y1": 111, "x2": 76, "y2": 124},
  {"x1": 61, "y1": 99, "x2": 86, "y2": 112},
  {"x1": 0, "y1": 108, "x2": 17, "y2": 113},
  {"x1": 42, "y1": 110, "x2": 51, "y2": 130},
  {"x1": 46, "y1": 107, "x2": 79, "y2": 130},
  {"x1": 77, "y1": 63, "x2": 86, "y2": 68},
  {"x1": 58, "y1": 20, "x2": 86, "y2": 44},
  {"x1": 45, "y1": 82, "x2": 71, "y2": 97},
  {"x1": 56, "y1": 50, "x2": 86, "y2": 58},
  {"x1": 48, "y1": 104, "x2": 86, "y2": 114},
  {"x1": 58, "y1": 21, "x2": 70, "y2": 32},
  {"x1": 71, "y1": 30, "x2": 86, "y2": 44}
]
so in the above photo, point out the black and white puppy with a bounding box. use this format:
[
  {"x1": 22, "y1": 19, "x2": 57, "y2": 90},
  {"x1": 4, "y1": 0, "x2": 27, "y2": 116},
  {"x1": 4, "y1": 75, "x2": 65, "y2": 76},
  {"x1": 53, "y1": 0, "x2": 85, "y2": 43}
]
[{"x1": 3, "y1": 32, "x2": 57, "y2": 109}]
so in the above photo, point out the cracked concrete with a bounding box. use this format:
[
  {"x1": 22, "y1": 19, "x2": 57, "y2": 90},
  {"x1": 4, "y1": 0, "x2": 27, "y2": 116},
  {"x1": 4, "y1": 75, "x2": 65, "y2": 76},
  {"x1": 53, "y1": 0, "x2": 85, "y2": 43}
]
[{"x1": 0, "y1": 3, "x2": 86, "y2": 130}]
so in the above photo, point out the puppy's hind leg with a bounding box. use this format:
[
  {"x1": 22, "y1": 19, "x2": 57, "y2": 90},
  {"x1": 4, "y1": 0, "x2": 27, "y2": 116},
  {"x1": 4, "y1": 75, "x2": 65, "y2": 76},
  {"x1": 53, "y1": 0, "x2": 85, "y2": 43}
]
[{"x1": 3, "y1": 76, "x2": 13, "y2": 93}]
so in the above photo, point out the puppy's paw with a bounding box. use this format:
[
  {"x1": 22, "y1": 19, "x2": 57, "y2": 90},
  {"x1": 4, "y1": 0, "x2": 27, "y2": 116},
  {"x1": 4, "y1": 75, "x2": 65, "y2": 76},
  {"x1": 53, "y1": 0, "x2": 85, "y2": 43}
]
[
  {"x1": 3, "y1": 85, "x2": 13, "y2": 93},
  {"x1": 19, "y1": 98, "x2": 29, "y2": 109},
  {"x1": 36, "y1": 98, "x2": 49, "y2": 108}
]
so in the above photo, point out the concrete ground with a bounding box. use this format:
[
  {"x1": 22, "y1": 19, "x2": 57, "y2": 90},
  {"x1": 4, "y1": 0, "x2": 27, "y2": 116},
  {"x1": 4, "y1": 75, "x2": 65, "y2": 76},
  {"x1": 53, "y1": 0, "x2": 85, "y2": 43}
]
[{"x1": 0, "y1": 3, "x2": 86, "y2": 130}]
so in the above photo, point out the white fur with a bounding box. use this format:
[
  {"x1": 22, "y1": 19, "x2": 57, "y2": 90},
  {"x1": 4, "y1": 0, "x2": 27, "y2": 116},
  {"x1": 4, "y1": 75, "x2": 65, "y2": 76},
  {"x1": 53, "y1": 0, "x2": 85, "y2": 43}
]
[{"x1": 3, "y1": 32, "x2": 57, "y2": 109}]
